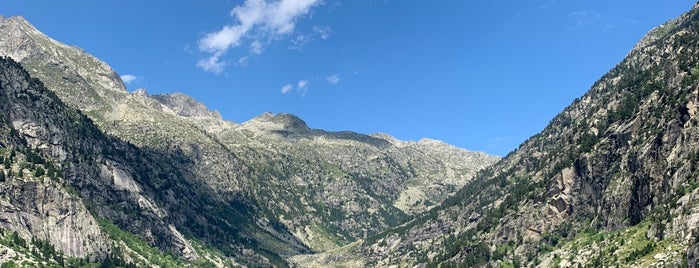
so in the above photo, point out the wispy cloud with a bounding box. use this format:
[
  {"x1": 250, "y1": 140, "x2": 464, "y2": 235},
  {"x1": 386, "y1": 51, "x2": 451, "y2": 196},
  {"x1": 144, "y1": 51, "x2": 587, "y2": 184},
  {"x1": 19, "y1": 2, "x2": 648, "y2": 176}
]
[
  {"x1": 197, "y1": 0, "x2": 323, "y2": 73},
  {"x1": 290, "y1": 34, "x2": 313, "y2": 50},
  {"x1": 120, "y1": 74, "x2": 141, "y2": 85},
  {"x1": 281, "y1": 79, "x2": 310, "y2": 95},
  {"x1": 289, "y1": 25, "x2": 334, "y2": 50},
  {"x1": 197, "y1": 54, "x2": 226, "y2": 73},
  {"x1": 237, "y1": 56, "x2": 250, "y2": 67},
  {"x1": 297, "y1": 80, "x2": 308, "y2": 89},
  {"x1": 326, "y1": 74, "x2": 340, "y2": 84},
  {"x1": 297, "y1": 80, "x2": 309, "y2": 95},
  {"x1": 250, "y1": 40, "x2": 264, "y2": 55},
  {"x1": 281, "y1": 83, "x2": 294, "y2": 94}
]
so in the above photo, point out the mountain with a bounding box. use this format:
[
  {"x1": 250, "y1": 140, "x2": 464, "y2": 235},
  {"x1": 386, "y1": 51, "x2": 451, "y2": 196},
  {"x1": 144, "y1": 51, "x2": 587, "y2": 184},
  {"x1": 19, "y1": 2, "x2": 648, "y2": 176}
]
[
  {"x1": 300, "y1": 2, "x2": 699, "y2": 267},
  {"x1": 0, "y1": 15, "x2": 498, "y2": 266},
  {"x1": 0, "y1": 56, "x2": 254, "y2": 266}
]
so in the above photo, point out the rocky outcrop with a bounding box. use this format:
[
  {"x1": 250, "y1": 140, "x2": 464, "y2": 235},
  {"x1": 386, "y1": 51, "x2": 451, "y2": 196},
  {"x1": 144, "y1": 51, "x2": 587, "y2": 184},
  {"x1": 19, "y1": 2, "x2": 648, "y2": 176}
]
[
  {"x1": 0, "y1": 61, "x2": 108, "y2": 259},
  {"x1": 151, "y1": 93, "x2": 222, "y2": 119},
  {"x1": 0, "y1": 177, "x2": 108, "y2": 259}
]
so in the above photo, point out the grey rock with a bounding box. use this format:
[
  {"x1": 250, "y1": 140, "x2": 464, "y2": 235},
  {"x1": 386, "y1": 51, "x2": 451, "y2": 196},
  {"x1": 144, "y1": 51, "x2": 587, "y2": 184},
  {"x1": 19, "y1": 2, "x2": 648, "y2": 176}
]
[{"x1": 152, "y1": 92, "x2": 222, "y2": 119}]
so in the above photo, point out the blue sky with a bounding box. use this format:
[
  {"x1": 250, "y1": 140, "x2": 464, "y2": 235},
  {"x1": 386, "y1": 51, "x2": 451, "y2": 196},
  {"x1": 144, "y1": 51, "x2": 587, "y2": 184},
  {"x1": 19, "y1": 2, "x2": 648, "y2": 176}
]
[{"x1": 1, "y1": 1, "x2": 696, "y2": 156}]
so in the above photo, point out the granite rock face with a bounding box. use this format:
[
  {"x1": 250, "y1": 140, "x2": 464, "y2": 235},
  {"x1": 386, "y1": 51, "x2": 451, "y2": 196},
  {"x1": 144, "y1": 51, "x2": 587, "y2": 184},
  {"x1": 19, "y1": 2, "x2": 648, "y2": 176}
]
[
  {"x1": 0, "y1": 178, "x2": 108, "y2": 259},
  {"x1": 0, "y1": 57, "x2": 198, "y2": 261}
]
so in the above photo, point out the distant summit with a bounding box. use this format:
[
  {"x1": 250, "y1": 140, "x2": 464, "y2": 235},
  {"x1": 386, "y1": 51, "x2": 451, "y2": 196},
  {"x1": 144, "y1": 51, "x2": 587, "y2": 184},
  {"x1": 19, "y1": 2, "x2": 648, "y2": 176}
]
[
  {"x1": 251, "y1": 112, "x2": 309, "y2": 131},
  {"x1": 152, "y1": 93, "x2": 222, "y2": 119}
]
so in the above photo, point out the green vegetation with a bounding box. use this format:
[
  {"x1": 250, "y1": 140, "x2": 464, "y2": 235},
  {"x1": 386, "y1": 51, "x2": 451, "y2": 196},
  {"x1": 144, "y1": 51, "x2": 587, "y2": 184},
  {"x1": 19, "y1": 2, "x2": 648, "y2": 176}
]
[
  {"x1": 96, "y1": 217, "x2": 185, "y2": 267},
  {"x1": 96, "y1": 217, "x2": 232, "y2": 267},
  {"x1": 536, "y1": 220, "x2": 688, "y2": 267}
]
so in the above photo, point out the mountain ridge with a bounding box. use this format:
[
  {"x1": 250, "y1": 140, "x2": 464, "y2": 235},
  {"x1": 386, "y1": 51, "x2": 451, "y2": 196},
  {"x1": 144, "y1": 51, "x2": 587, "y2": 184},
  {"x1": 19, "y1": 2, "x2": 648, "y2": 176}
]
[{"x1": 0, "y1": 14, "x2": 499, "y2": 266}]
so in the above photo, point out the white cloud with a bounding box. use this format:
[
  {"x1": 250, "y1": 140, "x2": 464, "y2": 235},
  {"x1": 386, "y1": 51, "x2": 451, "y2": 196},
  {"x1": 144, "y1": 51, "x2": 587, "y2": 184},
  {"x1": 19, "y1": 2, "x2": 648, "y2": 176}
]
[
  {"x1": 297, "y1": 80, "x2": 308, "y2": 89},
  {"x1": 289, "y1": 26, "x2": 333, "y2": 50},
  {"x1": 281, "y1": 83, "x2": 294, "y2": 94},
  {"x1": 199, "y1": 25, "x2": 246, "y2": 53},
  {"x1": 197, "y1": 0, "x2": 322, "y2": 73},
  {"x1": 297, "y1": 80, "x2": 309, "y2": 96},
  {"x1": 250, "y1": 40, "x2": 264, "y2": 54},
  {"x1": 237, "y1": 56, "x2": 250, "y2": 67},
  {"x1": 290, "y1": 34, "x2": 312, "y2": 50},
  {"x1": 120, "y1": 74, "x2": 139, "y2": 84},
  {"x1": 280, "y1": 79, "x2": 310, "y2": 95},
  {"x1": 197, "y1": 53, "x2": 227, "y2": 74},
  {"x1": 326, "y1": 74, "x2": 340, "y2": 84}
]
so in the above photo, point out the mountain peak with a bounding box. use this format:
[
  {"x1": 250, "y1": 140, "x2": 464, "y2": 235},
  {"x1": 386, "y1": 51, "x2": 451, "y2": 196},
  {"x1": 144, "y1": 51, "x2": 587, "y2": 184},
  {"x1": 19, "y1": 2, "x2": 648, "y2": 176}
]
[
  {"x1": 151, "y1": 92, "x2": 222, "y2": 119},
  {"x1": 0, "y1": 15, "x2": 128, "y2": 112},
  {"x1": 0, "y1": 16, "x2": 30, "y2": 26},
  {"x1": 0, "y1": 15, "x2": 80, "y2": 62},
  {"x1": 1, "y1": 16, "x2": 33, "y2": 28},
  {"x1": 0, "y1": 15, "x2": 48, "y2": 62},
  {"x1": 249, "y1": 112, "x2": 309, "y2": 131}
]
